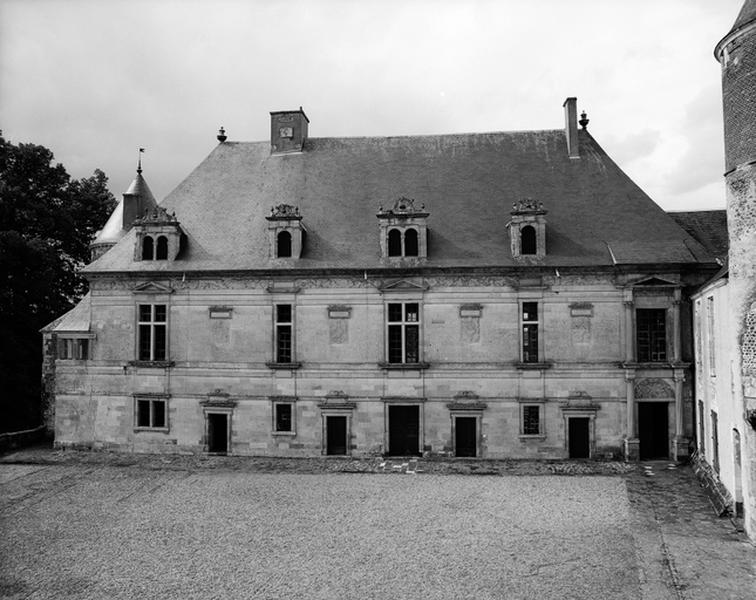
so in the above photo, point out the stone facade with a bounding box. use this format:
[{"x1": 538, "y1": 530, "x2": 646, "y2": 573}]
[{"x1": 49, "y1": 269, "x2": 704, "y2": 460}]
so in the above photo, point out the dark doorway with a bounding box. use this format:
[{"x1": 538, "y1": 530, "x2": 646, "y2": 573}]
[
  {"x1": 455, "y1": 417, "x2": 477, "y2": 457},
  {"x1": 207, "y1": 413, "x2": 228, "y2": 454},
  {"x1": 326, "y1": 415, "x2": 348, "y2": 455},
  {"x1": 568, "y1": 417, "x2": 590, "y2": 458},
  {"x1": 638, "y1": 402, "x2": 668, "y2": 459},
  {"x1": 388, "y1": 405, "x2": 420, "y2": 456}
]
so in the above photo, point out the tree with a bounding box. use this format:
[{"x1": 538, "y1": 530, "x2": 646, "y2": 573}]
[{"x1": 0, "y1": 134, "x2": 116, "y2": 432}]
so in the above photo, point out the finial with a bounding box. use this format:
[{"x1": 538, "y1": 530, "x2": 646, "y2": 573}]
[
  {"x1": 579, "y1": 111, "x2": 589, "y2": 130},
  {"x1": 217, "y1": 127, "x2": 227, "y2": 143},
  {"x1": 137, "y1": 147, "x2": 145, "y2": 173}
]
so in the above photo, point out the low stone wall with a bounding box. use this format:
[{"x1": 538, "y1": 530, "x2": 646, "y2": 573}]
[{"x1": 0, "y1": 426, "x2": 47, "y2": 453}]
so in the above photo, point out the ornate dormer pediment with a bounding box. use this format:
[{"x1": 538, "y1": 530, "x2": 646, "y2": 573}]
[
  {"x1": 133, "y1": 206, "x2": 183, "y2": 262},
  {"x1": 508, "y1": 197, "x2": 547, "y2": 259},
  {"x1": 266, "y1": 204, "x2": 303, "y2": 221},
  {"x1": 377, "y1": 197, "x2": 429, "y2": 259},
  {"x1": 376, "y1": 196, "x2": 429, "y2": 219},
  {"x1": 266, "y1": 205, "x2": 305, "y2": 259}
]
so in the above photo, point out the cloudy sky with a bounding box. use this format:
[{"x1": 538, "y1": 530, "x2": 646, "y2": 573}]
[{"x1": 0, "y1": 0, "x2": 743, "y2": 211}]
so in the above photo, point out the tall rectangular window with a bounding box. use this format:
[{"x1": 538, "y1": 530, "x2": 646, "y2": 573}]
[
  {"x1": 521, "y1": 404, "x2": 542, "y2": 435},
  {"x1": 387, "y1": 302, "x2": 419, "y2": 363},
  {"x1": 135, "y1": 397, "x2": 167, "y2": 429},
  {"x1": 138, "y1": 304, "x2": 167, "y2": 361},
  {"x1": 711, "y1": 410, "x2": 719, "y2": 473},
  {"x1": 706, "y1": 296, "x2": 716, "y2": 375},
  {"x1": 275, "y1": 304, "x2": 293, "y2": 363},
  {"x1": 521, "y1": 302, "x2": 539, "y2": 363},
  {"x1": 274, "y1": 402, "x2": 294, "y2": 433},
  {"x1": 636, "y1": 308, "x2": 666, "y2": 362},
  {"x1": 698, "y1": 400, "x2": 706, "y2": 455}
]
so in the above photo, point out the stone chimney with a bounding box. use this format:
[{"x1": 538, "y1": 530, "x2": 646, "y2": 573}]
[
  {"x1": 270, "y1": 108, "x2": 309, "y2": 154},
  {"x1": 563, "y1": 97, "x2": 579, "y2": 159}
]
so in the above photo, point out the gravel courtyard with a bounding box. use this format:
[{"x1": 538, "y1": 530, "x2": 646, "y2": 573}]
[{"x1": 0, "y1": 458, "x2": 754, "y2": 599}]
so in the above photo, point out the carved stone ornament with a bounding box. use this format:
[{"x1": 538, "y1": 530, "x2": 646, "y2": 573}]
[
  {"x1": 634, "y1": 378, "x2": 674, "y2": 399},
  {"x1": 377, "y1": 196, "x2": 429, "y2": 218},
  {"x1": 511, "y1": 198, "x2": 547, "y2": 215},
  {"x1": 266, "y1": 204, "x2": 302, "y2": 221},
  {"x1": 134, "y1": 205, "x2": 179, "y2": 226}
]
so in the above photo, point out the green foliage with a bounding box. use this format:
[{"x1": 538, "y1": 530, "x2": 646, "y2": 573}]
[{"x1": 0, "y1": 134, "x2": 116, "y2": 431}]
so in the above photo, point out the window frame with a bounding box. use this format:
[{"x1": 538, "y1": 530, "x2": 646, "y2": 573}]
[
  {"x1": 706, "y1": 296, "x2": 716, "y2": 375},
  {"x1": 386, "y1": 227, "x2": 420, "y2": 258},
  {"x1": 141, "y1": 235, "x2": 154, "y2": 260},
  {"x1": 521, "y1": 301, "x2": 540, "y2": 363},
  {"x1": 276, "y1": 231, "x2": 293, "y2": 258},
  {"x1": 57, "y1": 337, "x2": 91, "y2": 361},
  {"x1": 137, "y1": 303, "x2": 168, "y2": 362},
  {"x1": 386, "y1": 301, "x2": 421, "y2": 364},
  {"x1": 272, "y1": 399, "x2": 296, "y2": 436},
  {"x1": 520, "y1": 225, "x2": 537, "y2": 255},
  {"x1": 636, "y1": 308, "x2": 667, "y2": 363},
  {"x1": 134, "y1": 395, "x2": 169, "y2": 432},
  {"x1": 274, "y1": 303, "x2": 294, "y2": 364},
  {"x1": 155, "y1": 235, "x2": 169, "y2": 260},
  {"x1": 519, "y1": 401, "x2": 546, "y2": 438}
]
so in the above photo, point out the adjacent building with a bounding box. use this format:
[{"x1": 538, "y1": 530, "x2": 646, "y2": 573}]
[
  {"x1": 43, "y1": 98, "x2": 721, "y2": 461},
  {"x1": 693, "y1": 0, "x2": 756, "y2": 538}
]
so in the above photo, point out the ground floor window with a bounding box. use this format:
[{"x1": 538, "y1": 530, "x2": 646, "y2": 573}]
[
  {"x1": 520, "y1": 404, "x2": 544, "y2": 436},
  {"x1": 135, "y1": 397, "x2": 167, "y2": 430},
  {"x1": 272, "y1": 400, "x2": 295, "y2": 434}
]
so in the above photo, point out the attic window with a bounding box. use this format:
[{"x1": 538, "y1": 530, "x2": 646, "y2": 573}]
[
  {"x1": 142, "y1": 236, "x2": 154, "y2": 260},
  {"x1": 388, "y1": 229, "x2": 402, "y2": 257},
  {"x1": 521, "y1": 226, "x2": 536, "y2": 255},
  {"x1": 377, "y1": 198, "x2": 428, "y2": 260},
  {"x1": 277, "y1": 231, "x2": 292, "y2": 258},
  {"x1": 156, "y1": 236, "x2": 168, "y2": 260}
]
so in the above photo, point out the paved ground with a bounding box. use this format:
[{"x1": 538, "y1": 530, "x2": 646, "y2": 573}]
[{"x1": 0, "y1": 450, "x2": 753, "y2": 599}]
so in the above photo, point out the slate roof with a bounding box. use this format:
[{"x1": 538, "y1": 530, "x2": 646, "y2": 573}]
[
  {"x1": 730, "y1": 0, "x2": 756, "y2": 36},
  {"x1": 40, "y1": 293, "x2": 91, "y2": 333},
  {"x1": 668, "y1": 210, "x2": 728, "y2": 263},
  {"x1": 85, "y1": 128, "x2": 716, "y2": 274}
]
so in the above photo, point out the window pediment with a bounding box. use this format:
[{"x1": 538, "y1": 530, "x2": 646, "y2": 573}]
[
  {"x1": 378, "y1": 279, "x2": 429, "y2": 293},
  {"x1": 132, "y1": 281, "x2": 174, "y2": 294}
]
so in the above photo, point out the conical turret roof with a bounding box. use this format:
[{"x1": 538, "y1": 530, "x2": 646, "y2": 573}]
[
  {"x1": 716, "y1": 0, "x2": 756, "y2": 58},
  {"x1": 91, "y1": 168, "x2": 158, "y2": 246}
]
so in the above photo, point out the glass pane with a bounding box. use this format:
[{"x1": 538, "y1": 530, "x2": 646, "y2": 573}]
[
  {"x1": 388, "y1": 304, "x2": 403, "y2": 322},
  {"x1": 77, "y1": 339, "x2": 89, "y2": 360},
  {"x1": 522, "y1": 324, "x2": 538, "y2": 363},
  {"x1": 154, "y1": 305, "x2": 167, "y2": 322},
  {"x1": 523, "y1": 302, "x2": 537, "y2": 321},
  {"x1": 139, "y1": 304, "x2": 152, "y2": 322},
  {"x1": 277, "y1": 325, "x2": 292, "y2": 362},
  {"x1": 277, "y1": 304, "x2": 292, "y2": 323},
  {"x1": 137, "y1": 400, "x2": 151, "y2": 427},
  {"x1": 152, "y1": 401, "x2": 166, "y2": 428},
  {"x1": 405, "y1": 303, "x2": 419, "y2": 322},
  {"x1": 523, "y1": 406, "x2": 540, "y2": 434},
  {"x1": 153, "y1": 325, "x2": 167, "y2": 360},
  {"x1": 388, "y1": 325, "x2": 403, "y2": 363},
  {"x1": 138, "y1": 325, "x2": 152, "y2": 360},
  {"x1": 405, "y1": 325, "x2": 419, "y2": 363},
  {"x1": 276, "y1": 404, "x2": 292, "y2": 431}
]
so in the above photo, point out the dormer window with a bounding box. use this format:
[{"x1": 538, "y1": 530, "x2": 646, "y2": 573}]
[
  {"x1": 267, "y1": 204, "x2": 304, "y2": 259},
  {"x1": 141, "y1": 236, "x2": 154, "y2": 260},
  {"x1": 509, "y1": 198, "x2": 547, "y2": 259},
  {"x1": 377, "y1": 197, "x2": 429, "y2": 260},
  {"x1": 277, "y1": 231, "x2": 292, "y2": 258},
  {"x1": 521, "y1": 226, "x2": 537, "y2": 255},
  {"x1": 134, "y1": 206, "x2": 183, "y2": 262}
]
